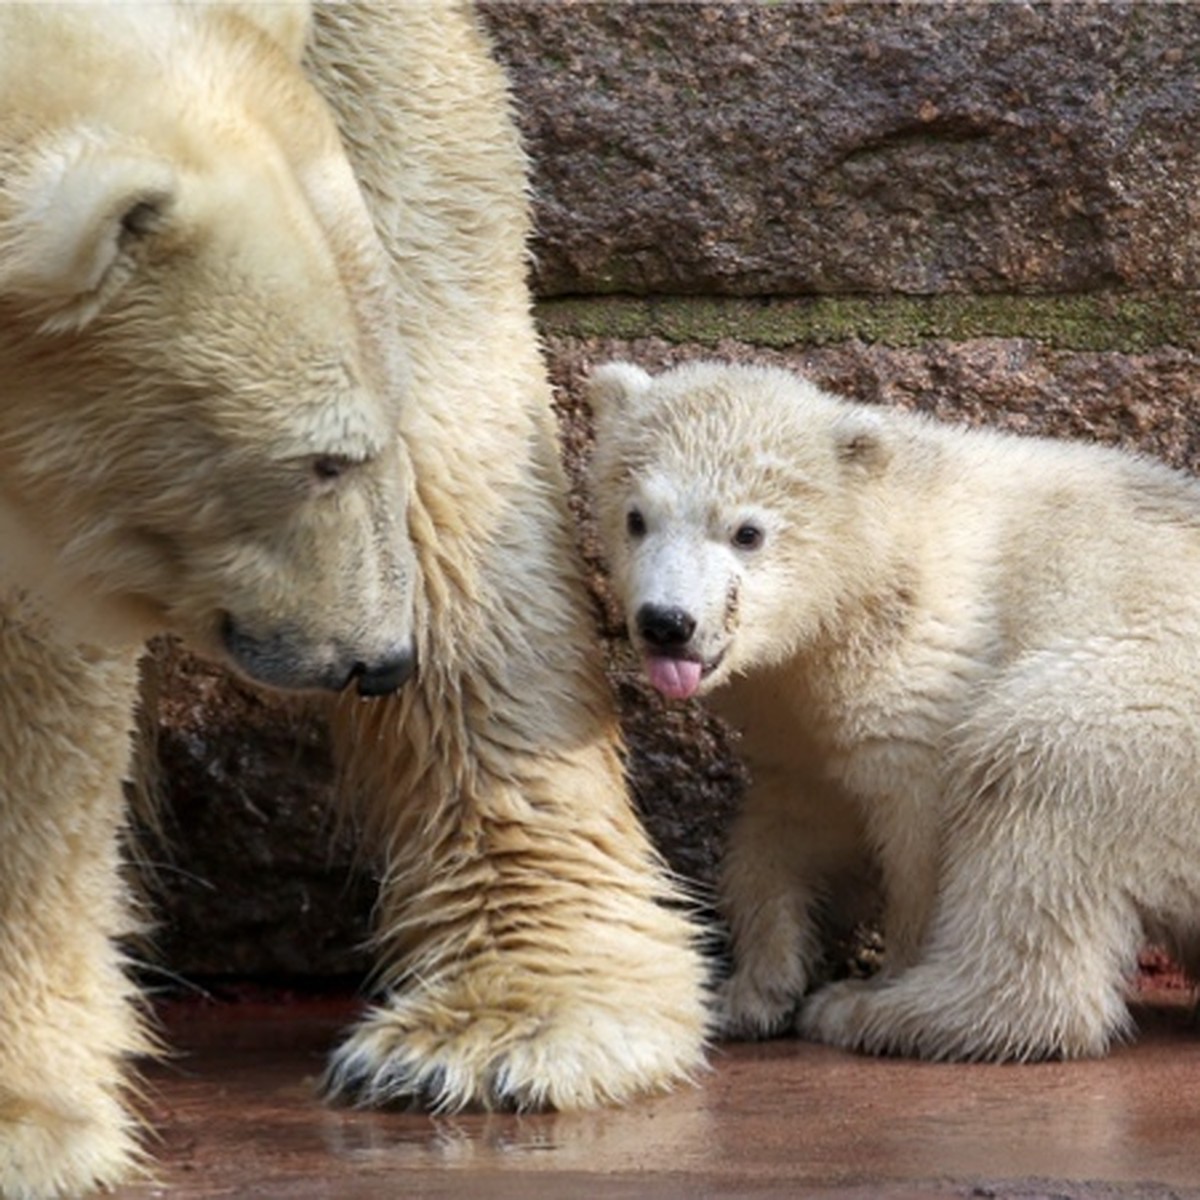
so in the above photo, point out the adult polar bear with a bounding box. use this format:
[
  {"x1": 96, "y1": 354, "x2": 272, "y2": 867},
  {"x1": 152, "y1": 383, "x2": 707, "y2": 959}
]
[
  {"x1": 589, "y1": 358, "x2": 1200, "y2": 1064},
  {"x1": 0, "y1": 6, "x2": 706, "y2": 1197}
]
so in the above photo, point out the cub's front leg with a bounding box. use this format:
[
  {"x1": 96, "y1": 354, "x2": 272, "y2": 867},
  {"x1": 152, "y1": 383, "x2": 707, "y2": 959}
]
[
  {"x1": 0, "y1": 611, "x2": 151, "y2": 1199},
  {"x1": 718, "y1": 768, "x2": 870, "y2": 1038}
]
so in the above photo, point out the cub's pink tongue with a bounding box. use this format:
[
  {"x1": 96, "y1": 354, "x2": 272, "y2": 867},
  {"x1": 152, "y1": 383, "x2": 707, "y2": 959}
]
[{"x1": 645, "y1": 655, "x2": 703, "y2": 700}]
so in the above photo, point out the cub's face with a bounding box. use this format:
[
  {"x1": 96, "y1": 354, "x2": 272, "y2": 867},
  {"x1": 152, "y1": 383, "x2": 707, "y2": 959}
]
[
  {"x1": 587, "y1": 361, "x2": 886, "y2": 701},
  {"x1": 606, "y1": 467, "x2": 789, "y2": 700},
  {"x1": 0, "y1": 7, "x2": 417, "y2": 695}
]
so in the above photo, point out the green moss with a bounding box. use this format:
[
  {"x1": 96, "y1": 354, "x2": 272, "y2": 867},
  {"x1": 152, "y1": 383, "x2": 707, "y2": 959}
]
[{"x1": 536, "y1": 294, "x2": 1200, "y2": 353}]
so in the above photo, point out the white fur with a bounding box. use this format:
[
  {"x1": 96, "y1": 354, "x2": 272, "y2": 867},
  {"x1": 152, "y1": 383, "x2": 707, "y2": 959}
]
[
  {"x1": 0, "y1": 6, "x2": 405, "y2": 1197},
  {"x1": 0, "y1": 3, "x2": 416, "y2": 679},
  {"x1": 590, "y1": 358, "x2": 1200, "y2": 1062},
  {"x1": 0, "y1": 10, "x2": 711, "y2": 1195},
  {"x1": 308, "y1": 3, "x2": 709, "y2": 1118}
]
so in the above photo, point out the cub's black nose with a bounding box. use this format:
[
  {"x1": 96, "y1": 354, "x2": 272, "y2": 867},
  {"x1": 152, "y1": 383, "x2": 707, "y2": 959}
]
[
  {"x1": 349, "y1": 645, "x2": 418, "y2": 696},
  {"x1": 636, "y1": 604, "x2": 697, "y2": 648}
]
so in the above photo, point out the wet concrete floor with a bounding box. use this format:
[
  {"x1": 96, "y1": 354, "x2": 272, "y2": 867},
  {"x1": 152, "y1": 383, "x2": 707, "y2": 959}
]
[{"x1": 114, "y1": 988, "x2": 1200, "y2": 1199}]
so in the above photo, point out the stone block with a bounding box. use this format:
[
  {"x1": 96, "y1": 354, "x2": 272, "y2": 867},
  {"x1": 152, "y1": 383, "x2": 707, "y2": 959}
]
[{"x1": 482, "y1": 2, "x2": 1200, "y2": 297}]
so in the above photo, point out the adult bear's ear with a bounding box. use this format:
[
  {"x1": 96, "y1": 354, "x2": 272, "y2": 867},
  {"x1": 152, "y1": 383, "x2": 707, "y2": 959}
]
[
  {"x1": 0, "y1": 134, "x2": 176, "y2": 332},
  {"x1": 585, "y1": 362, "x2": 654, "y2": 427},
  {"x1": 833, "y1": 408, "x2": 891, "y2": 475}
]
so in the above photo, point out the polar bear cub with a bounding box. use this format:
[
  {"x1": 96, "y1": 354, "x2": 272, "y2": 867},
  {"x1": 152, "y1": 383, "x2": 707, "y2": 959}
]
[{"x1": 588, "y1": 358, "x2": 1200, "y2": 1062}]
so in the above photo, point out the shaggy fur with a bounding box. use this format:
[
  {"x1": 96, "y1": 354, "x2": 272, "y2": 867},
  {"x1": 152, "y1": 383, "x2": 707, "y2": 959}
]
[
  {"x1": 308, "y1": 4, "x2": 709, "y2": 1114},
  {"x1": 0, "y1": 6, "x2": 708, "y2": 1196},
  {"x1": 588, "y1": 359, "x2": 1200, "y2": 1063}
]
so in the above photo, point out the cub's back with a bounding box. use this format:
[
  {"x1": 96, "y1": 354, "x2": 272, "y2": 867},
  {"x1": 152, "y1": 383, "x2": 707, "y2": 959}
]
[{"x1": 913, "y1": 416, "x2": 1200, "y2": 643}]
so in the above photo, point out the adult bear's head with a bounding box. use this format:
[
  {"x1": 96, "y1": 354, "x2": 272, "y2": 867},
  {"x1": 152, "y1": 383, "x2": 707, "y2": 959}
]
[{"x1": 0, "y1": 5, "x2": 417, "y2": 695}]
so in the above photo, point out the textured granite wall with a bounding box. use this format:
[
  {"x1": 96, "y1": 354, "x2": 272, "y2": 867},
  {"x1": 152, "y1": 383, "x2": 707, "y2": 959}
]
[
  {"x1": 145, "y1": 2, "x2": 1200, "y2": 976},
  {"x1": 487, "y1": 2, "x2": 1200, "y2": 299}
]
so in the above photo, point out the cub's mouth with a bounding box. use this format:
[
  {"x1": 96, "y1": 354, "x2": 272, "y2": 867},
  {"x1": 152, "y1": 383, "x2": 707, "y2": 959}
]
[{"x1": 641, "y1": 648, "x2": 725, "y2": 701}]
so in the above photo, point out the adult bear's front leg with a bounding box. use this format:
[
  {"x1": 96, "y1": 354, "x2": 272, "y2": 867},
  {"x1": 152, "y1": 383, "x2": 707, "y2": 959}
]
[
  {"x1": 0, "y1": 604, "x2": 151, "y2": 1197},
  {"x1": 308, "y1": 2, "x2": 710, "y2": 1111},
  {"x1": 324, "y1": 451, "x2": 711, "y2": 1111}
]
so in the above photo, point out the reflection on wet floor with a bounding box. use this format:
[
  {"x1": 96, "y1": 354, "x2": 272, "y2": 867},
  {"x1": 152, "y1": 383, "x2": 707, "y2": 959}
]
[{"x1": 115, "y1": 988, "x2": 1200, "y2": 1199}]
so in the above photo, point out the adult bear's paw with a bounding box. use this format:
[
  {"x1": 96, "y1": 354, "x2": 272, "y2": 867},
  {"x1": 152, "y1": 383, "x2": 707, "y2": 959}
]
[{"x1": 324, "y1": 974, "x2": 709, "y2": 1113}]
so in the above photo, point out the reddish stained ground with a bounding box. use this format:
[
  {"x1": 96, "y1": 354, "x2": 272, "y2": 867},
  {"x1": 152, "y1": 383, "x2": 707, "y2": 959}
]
[{"x1": 111, "y1": 975, "x2": 1200, "y2": 1200}]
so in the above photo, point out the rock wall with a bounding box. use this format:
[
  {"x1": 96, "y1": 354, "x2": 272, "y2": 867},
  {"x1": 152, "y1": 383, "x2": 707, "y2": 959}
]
[
  {"x1": 145, "y1": 2, "x2": 1200, "y2": 976},
  {"x1": 489, "y1": 1, "x2": 1200, "y2": 299}
]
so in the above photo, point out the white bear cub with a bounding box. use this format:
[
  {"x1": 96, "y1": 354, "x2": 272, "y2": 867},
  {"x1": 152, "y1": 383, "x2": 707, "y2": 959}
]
[{"x1": 587, "y1": 358, "x2": 1200, "y2": 1062}]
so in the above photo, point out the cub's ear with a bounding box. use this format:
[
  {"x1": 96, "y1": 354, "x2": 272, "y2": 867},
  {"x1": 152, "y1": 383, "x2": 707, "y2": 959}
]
[
  {"x1": 585, "y1": 361, "x2": 654, "y2": 424},
  {"x1": 833, "y1": 407, "x2": 891, "y2": 475},
  {"x1": 0, "y1": 136, "x2": 176, "y2": 332}
]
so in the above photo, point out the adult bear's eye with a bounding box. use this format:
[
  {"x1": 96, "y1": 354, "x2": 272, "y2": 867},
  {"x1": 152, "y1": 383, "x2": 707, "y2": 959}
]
[
  {"x1": 626, "y1": 508, "x2": 647, "y2": 538},
  {"x1": 732, "y1": 522, "x2": 764, "y2": 550},
  {"x1": 309, "y1": 453, "x2": 367, "y2": 496}
]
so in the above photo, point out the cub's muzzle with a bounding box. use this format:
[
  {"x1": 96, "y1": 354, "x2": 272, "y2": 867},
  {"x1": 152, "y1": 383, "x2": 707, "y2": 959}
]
[{"x1": 636, "y1": 603, "x2": 697, "y2": 649}]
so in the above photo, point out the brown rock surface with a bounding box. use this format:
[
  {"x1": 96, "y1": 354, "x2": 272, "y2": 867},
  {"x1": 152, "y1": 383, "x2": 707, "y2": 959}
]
[
  {"x1": 480, "y1": 1, "x2": 1200, "y2": 297},
  {"x1": 139, "y1": 644, "x2": 371, "y2": 977}
]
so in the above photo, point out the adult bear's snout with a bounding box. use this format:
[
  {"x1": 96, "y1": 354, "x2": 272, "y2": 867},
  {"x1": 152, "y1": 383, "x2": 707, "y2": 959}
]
[
  {"x1": 347, "y1": 646, "x2": 417, "y2": 697},
  {"x1": 220, "y1": 613, "x2": 417, "y2": 696}
]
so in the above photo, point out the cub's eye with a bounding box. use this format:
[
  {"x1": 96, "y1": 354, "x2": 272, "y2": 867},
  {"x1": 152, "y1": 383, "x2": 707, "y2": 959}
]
[
  {"x1": 732, "y1": 522, "x2": 764, "y2": 551},
  {"x1": 626, "y1": 508, "x2": 647, "y2": 538}
]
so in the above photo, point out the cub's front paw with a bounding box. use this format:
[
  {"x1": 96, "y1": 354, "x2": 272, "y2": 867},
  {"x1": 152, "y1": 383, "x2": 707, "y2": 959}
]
[
  {"x1": 799, "y1": 976, "x2": 941, "y2": 1059},
  {"x1": 796, "y1": 978, "x2": 876, "y2": 1049},
  {"x1": 716, "y1": 964, "x2": 805, "y2": 1040}
]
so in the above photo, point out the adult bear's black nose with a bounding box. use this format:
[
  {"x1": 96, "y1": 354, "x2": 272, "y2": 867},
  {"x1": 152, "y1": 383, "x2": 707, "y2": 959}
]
[
  {"x1": 636, "y1": 604, "x2": 697, "y2": 648},
  {"x1": 348, "y1": 644, "x2": 418, "y2": 696}
]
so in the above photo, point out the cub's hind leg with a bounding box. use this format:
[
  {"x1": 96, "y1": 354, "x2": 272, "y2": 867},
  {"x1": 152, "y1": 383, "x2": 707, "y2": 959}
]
[{"x1": 803, "y1": 643, "x2": 1200, "y2": 1061}]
